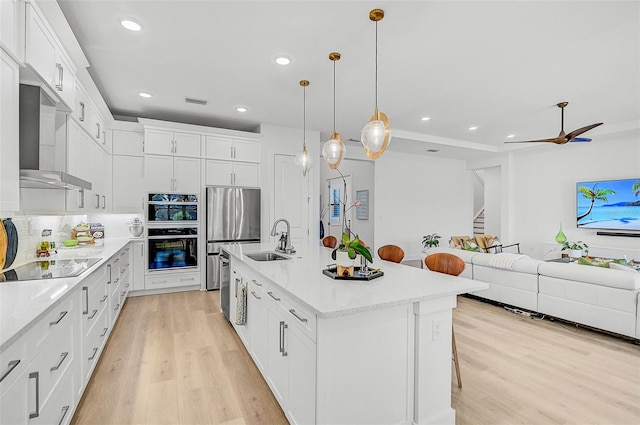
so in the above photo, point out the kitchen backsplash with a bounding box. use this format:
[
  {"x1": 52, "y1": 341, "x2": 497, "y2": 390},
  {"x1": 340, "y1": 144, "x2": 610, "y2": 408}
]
[{"x1": 2, "y1": 213, "x2": 141, "y2": 271}]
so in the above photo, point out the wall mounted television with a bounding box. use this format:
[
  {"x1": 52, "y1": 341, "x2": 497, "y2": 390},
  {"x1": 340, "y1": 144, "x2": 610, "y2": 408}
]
[{"x1": 576, "y1": 178, "x2": 640, "y2": 231}]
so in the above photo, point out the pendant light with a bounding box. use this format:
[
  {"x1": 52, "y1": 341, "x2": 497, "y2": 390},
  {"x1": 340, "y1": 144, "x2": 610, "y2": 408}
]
[
  {"x1": 295, "y1": 80, "x2": 312, "y2": 176},
  {"x1": 360, "y1": 9, "x2": 390, "y2": 160},
  {"x1": 322, "y1": 52, "x2": 345, "y2": 170}
]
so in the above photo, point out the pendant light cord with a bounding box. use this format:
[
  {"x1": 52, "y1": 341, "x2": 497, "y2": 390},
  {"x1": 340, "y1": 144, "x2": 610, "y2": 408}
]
[
  {"x1": 375, "y1": 19, "x2": 378, "y2": 112},
  {"x1": 303, "y1": 84, "x2": 307, "y2": 149},
  {"x1": 333, "y1": 59, "x2": 337, "y2": 133}
]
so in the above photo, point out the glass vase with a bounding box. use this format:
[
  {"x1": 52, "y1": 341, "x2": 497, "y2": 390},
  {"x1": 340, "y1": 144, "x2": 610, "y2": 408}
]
[{"x1": 555, "y1": 223, "x2": 568, "y2": 244}]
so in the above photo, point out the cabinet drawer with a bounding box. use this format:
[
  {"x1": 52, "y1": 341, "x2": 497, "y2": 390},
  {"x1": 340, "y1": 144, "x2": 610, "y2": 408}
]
[
  {"x1": 81, "y1": 276, "x2": 109, "y2": 336},
  {"x1": 109, "y1": 285, "x2": 124, "y2": 325},
  {"x1": 265, "y1": 287, "x2": 317, "y2": 342},
  {"x1": 32, "y1": 367, "x2": 74, "y2": 425},
  {"x1": 118, "y1": 246, "x2": 132, "y2": 276},
  {"x1": 0, "y1": 333, "x2": 28, "y2": 394},
  {"x1": 83, "y1": 309, "x2": 108, "y2": 382},
  {"x1": 145, "y1": 271, "x2": 199, "y2": 290},
  {"x1": 29, "y1": 312, "x2": 75, "y2": 410},
  {"x1": 28, "y1": 295, "x2": 74, "y2": 354}
]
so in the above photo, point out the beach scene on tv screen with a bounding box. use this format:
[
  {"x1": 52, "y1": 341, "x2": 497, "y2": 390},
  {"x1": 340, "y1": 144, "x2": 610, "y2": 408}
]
[{"x1": 577, "y1": 179, "x2": 640, "y2": 230}]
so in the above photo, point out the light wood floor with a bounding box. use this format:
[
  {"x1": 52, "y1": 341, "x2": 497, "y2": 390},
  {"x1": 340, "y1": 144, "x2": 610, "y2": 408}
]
[{"x1": 72, "y1": 292, "x2": 640, "y2": 425}]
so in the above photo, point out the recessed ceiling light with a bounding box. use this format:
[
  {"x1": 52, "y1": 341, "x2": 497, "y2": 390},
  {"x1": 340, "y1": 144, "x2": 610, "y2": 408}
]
[
  {"x1": 420, "y1": 116, "x2": 431, "y2": 121},
  {"x1": 275, "y1": 57, "x2": 291, "y2": 66},
  {"x1": 507, "y1": 134, "x2": 515, "y2": 138},
  {"x1": 138, "y1": 92, "x2": 152, "y2": 98},
  {"x1": 468, "y1": 126, "x2": 478, "y2": 131},
  {"x1": 121, "y1": 19, "x2": 142, "y2": 32},
  {"x1": 235, "y1": 106, "x2": 248, "y2": 112}
]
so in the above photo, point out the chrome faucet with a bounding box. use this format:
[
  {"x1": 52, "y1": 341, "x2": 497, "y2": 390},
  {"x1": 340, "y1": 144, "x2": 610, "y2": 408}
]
[{"x1": 270, "y1": 218, "x2": 295, "y2": 254}]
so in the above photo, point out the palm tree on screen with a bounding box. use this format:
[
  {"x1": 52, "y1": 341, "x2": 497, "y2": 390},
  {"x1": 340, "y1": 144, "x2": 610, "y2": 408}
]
[
  {"x1": 577, "y1": 185, "x2": 615, "y2": 222},
  {"x1": 633, "y1": 182, "x2": 640, "y2": 197}
]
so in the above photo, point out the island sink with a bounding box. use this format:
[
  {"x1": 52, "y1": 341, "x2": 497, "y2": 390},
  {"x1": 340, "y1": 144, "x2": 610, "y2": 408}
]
[{"x1": 246, "y1": 252, "x2": 290, "y2": 262}]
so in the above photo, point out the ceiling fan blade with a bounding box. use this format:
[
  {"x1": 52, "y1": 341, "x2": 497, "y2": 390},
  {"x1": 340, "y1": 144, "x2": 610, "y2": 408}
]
[
  {"x1": 566, "y1": 122, "x2": 603, "y2": 140},
  {"x1": 569, "y1": 137, "x2": 592, "y2": 143},
  {"x1": 505, "y1": 137, "x2": 567, "y2": 144}
]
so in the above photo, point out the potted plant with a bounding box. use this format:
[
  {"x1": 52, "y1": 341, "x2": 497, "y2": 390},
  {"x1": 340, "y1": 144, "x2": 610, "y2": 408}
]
[
  {"x1": 562, "y1": 240, "x2": 589, "y2": 259},
  {"x1": 331, "y1": 232, "x2": 373, "y2": 277},
  {"x1": 422, "y1": 233, "x2": 441, "y2": 251}
]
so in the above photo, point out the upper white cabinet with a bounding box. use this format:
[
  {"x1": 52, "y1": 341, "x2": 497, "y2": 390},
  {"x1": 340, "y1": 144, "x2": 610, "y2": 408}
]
[
  {"x1": 145, "y1": 129, "x2": 201, "y2": 158},
  {"x1": 144, "y1": 155, "x2": 200, "y2": 193},
  {"x1": 111, "y1": 129, "x2": 144, "y2": 156},
  {"x1": 205, "y1": 159, "x2": 259, "y2": 187},
  {"x1": 0, "y1": 0, "x2": 20, "y2": 57},
  {"x1": 111, "y1": 129, "x2": 144, "y2": 213},
  {"x1": 24, "y1": 3, "x2": 76, "y2": 110},
  {"x1": 0, "y1": 49, "x2": 20, "y2": 213},
  {"x1": 205, "y1": 136, "x2": 259, "y2": 163},
  {"x1": 89, "y1": 101, "x2": 105, "y2": 147}
]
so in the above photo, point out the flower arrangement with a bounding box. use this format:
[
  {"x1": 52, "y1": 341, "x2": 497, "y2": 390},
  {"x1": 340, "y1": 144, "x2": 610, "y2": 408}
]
[
  {"x1": 331, "y1": 232, "x2": 373, "y2": 263},
  {"x1": 422, "y1": 233, "x2": 441, "y2": 249}
]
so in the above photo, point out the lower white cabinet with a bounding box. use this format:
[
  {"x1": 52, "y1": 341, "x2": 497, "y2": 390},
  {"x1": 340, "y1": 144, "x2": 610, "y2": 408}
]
[
  {"x1": 144, "y1": 270, "x2": 199, "y2": 291},
  {"x1": 230, "y1": 262, "x2": 316, "y2": 425},
  {"x1": 131, "y1": 240, "x2": 145, "y2": 291}
]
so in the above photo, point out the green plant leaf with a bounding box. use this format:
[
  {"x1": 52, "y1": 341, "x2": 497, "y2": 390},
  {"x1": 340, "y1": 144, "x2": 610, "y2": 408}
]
[{"x1": 352, "y1": 244, "x2": 373, "y2": 263}]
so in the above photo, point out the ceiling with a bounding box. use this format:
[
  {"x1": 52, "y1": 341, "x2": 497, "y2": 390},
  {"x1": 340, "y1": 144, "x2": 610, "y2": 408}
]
[{"x1": 55, "y1": 0, "x2": 640, "y2": 160}]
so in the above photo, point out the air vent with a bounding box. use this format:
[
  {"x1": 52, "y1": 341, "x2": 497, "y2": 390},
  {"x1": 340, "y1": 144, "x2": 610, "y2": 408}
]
[{"x1": 185, "y1": 97, "x2": 208, "y2": 105}]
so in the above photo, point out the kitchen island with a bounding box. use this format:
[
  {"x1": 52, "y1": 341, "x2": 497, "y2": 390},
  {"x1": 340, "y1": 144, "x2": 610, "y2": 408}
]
[{"x1": 223, "y1": 242, "x2": 488, "y2": 425}]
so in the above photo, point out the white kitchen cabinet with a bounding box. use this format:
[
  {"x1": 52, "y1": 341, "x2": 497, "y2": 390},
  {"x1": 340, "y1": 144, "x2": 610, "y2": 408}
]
[
  {"x1": 24, "y1": 2, "x2": 76, "y2": 110},
  {"x1": 111, "y1": 129, "x2": 144, "y2": 156},
  {"x1": 131, "y1": 240, "x2": 145, "y2": 291},
  {"x1": 0, "y1": 49, "x2": 20, "y2": 213},
  {"x1": 205, "y1": 136, "x2": 259, "y2": 163},
  {"x1": 0, "y1": 0, "x2": 20, "y2": 57},
  {"x1": 145, "y1": 129, "x2": 201, "y2": 158},
  {"x1": 205, "y1": 159, "x2": 259, "y2": 187},
  {"x1": 112, "y1": 155, "x2": 144, "y2": 213},
  {"x1": 89, "y1": 102, "x2": 105, "y2": 147},
  {"x1": 247, "y1": 278, "x2": 269, "y2": 372},
  {"x1": 73, "y1": 81, "x2": 89, "y2": 130},
  {"x1": 144, "y1": 154, "x2": 200, "y2": 193}
]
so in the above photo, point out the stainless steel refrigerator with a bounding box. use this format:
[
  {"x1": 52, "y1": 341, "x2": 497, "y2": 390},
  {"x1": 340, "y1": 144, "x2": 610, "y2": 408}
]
[{"x1": 206, "y1": 187, "x2": 260, "y2": 317}]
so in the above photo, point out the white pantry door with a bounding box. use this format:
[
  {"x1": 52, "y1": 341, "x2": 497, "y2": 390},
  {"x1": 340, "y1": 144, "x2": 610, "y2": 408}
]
[{"x1": 273, "y1": 154, "x2": 310, "y2": 241}]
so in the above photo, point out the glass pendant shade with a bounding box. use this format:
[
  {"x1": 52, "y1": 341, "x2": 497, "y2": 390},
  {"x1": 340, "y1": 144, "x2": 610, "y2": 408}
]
[
  {"x1": 361, "y1": 110, "x2": 390, "y2": 159},
  {"x1": 296, "y1": 144, "x2": 312, "y2": 176},
  {"x1": 322, "y1": 132, "x2": 345, "y2": 169}
]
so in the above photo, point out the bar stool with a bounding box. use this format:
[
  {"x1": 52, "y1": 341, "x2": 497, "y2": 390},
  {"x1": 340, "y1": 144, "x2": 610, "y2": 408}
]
[
  {"x1": 322, "y1": 236, "x2": 337, "y2": 248},
  {"x1": 377, "y1": 245, "x2": 405, "y2": 263}
]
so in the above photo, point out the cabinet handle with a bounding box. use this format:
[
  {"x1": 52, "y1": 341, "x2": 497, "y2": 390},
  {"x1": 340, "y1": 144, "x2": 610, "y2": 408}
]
[
  {"x1": 82, "y1": 286, "x2": 89, "y2": 314},
  {"x1": 96, "y1": 122, "x2": 101, "y2": 139},
  {"x1": 125, "y1": 283, "x2": 130, "y2": 288},
  {"x1": 79, "y1": 102, "x2": 85, "y2": 121},
  {"x1": 180, "y1": 277, "x2": 195, "y2": 282},
  {"x1": 251, "y1": 279, "x2": 262, "y2": 287},
  {"x1": 121, "y1": 291, "x2": 126, "y2": 297},
  {"x1": 114, "y1": 277, "x2": 120, "y2": 284},
  {"x1": 100, "y1": 327, "x2": 108, "y2": 337},
  {"x1": 289, "y1": 309, "x2": 308, "y2": 323},
  {"x1": 280, "y1": 321, "x2": 288, "y2": 357},
  {"x1": 102, "y1": 130, "x2": 106, "y2": 145},
  {"x1": 102, "y1": 195, "x2": 106, "y2": 209},
  {"x1": 114, "y1": 303, "x2": 120, "y2": 311},
  {"x1": 267, "y1": 291, "x2": 281, "y2": 302},
  {"x1": 57, "y1": 406, "x2": 70, "y2": 425},
  {"x1": 279, "y1": 321, "x2": 284, "y2": 353},
  {"x1": 95, "y1": 193, "x2": 100, "y2": 208},
  {"x1": 49, "y1": 311, "x2": 68, "y2": 326},
  {"x1": 114, "y1": 257, "x2": 120, "y2": 263},
  {"x1": 29, "y1": 371, "x2": 40, "y2": 419},
  {"x1": 251, "y1": 291, "x2": 261, "y2": 300},
  {"x1": 79, "y1": 188, "x2": 85, "y2": 209},
  {"x1": 107, "y1": 264, "x2": 112, "y2": 283},
  {"x1": 0, "y1": 359, "x2": 20, "y2": 383},
  {"x1": 88, "y1": 347, "x2": 99, "y2": 361},
  {"x1": 100, "y1": 295, "x2": 108, "y2": 303},
  {"x1": 50, "y1": 352, "x2": 68, "y2": 372},
  {"x1": 55, "y1": 63, "x2": 63, "y2": 91},
  {"x1": 88, "y1": 309, "x2": 98, "y2": 320}
]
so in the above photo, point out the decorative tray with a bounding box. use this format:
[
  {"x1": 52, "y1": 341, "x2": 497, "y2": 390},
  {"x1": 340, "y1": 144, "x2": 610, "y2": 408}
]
[{"x1": 322, "y1": 266, "x2": 384, "y2": 281}]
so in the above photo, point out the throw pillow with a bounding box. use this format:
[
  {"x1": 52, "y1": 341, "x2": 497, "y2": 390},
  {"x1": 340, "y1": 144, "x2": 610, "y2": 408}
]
[
  {"x1": 576, "y1": 257, "x2": 610, "y2": 267},
  {"x1": 463, "y1": 241, "x2": 482, "y2": 252}
]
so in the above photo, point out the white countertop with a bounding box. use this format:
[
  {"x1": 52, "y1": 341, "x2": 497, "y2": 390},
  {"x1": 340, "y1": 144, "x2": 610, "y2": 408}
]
[
  {"x1": 0, "y1": 238, "x2": 132, "y2": 352},
  {"x1": 223, "y1": 242, "x2": 488, "y2": 319}
]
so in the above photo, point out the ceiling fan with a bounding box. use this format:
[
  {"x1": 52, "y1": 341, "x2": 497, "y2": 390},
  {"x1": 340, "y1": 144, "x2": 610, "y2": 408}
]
[{"x1": 505, "y1": 102, "x2": 603, "y2": 145}]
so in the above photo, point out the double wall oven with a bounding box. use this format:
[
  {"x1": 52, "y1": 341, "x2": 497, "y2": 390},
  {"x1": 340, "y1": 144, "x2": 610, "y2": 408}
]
[{"x1": 147, "y1": 194, "x2": 199, "y2": 272}]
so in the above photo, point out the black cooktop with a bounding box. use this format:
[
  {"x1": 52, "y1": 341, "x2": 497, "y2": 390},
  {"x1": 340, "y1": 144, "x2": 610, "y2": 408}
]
[{"x1": 0, "y1": 258, "x2": 102, "y2": 282}]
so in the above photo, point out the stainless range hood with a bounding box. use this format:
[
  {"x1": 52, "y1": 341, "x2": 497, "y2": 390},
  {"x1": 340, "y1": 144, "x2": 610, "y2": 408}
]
[{"x1": 19, "y1": 84, "x2": 91, "y2": 191}]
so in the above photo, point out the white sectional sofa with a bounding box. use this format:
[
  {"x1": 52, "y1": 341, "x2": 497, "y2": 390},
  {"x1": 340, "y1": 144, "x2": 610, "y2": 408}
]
[{"x1": 425, "y1": 247, "x2": 640, "y2": 340}]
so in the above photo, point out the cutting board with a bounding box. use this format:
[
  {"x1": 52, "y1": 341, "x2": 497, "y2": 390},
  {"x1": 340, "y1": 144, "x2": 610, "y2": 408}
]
[
  {"x1": 3, "y1": 218, "x2": 18, "y2": 269},
  {"x1": 0, "y1": 219, "x2": 7, "y2": 270}
]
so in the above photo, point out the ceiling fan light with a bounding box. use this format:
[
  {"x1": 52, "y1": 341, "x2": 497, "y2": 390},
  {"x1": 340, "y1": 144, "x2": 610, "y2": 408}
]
[{"x1": 322, "y1": 134, "x2": 345, "y2": 169}]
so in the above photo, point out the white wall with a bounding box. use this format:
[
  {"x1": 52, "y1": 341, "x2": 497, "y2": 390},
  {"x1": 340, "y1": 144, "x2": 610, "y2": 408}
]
[
  {"x1": 506, "y1": 132, "x2": 640, "y2": 259},
  {"x1": 375, "y1": 151, "x2": 473, "y2": 260}
]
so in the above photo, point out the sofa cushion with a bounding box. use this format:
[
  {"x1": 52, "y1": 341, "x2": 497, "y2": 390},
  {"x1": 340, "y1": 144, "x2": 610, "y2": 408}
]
[
  {"x1": 538, "y1": 261, "x2": 640, "y2": 290},
  {"x1": 609, "y1": 262, "x2": 638, "y2": 273},
  {"x1": 471, "y1": 252, "x2": 541, "y2": 274},
  {"x1": 426, "y1": 247, "x2": 478, "y2": 263}
]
